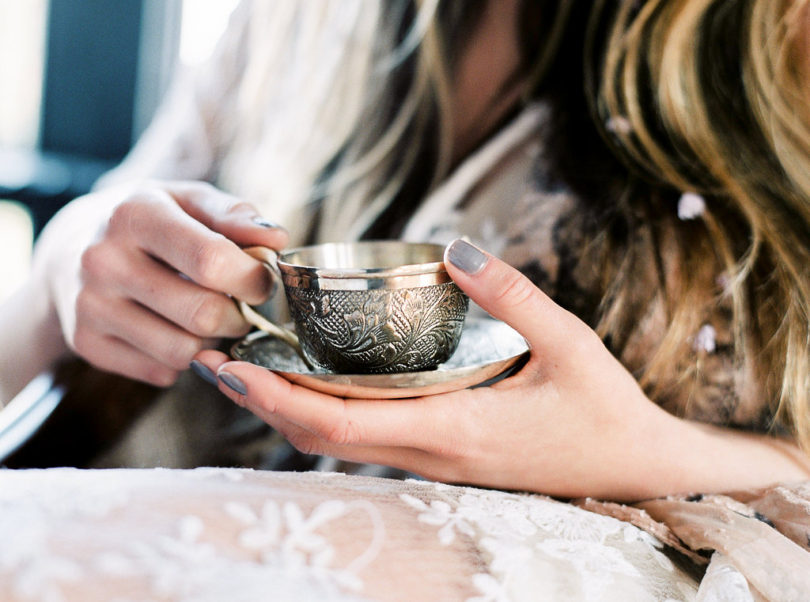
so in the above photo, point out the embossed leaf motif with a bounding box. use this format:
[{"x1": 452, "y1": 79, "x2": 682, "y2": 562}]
[
  {"x1": 343, "y1": 310, "x2": 369, "y2": 334},
  {"x1": 399, "y1": 290, "x2": 427, "y2": 330},
  {"x1": 400, "y1": 288, "x2": 464, "y2": 361},
  {"x1": 342, "y1": 308, "x2": 381, "y2": 352},
  {"x1": 287, "y1": 283, "x2": 467, "y2": 372},
  {"x1": 341, "y1": 298, "x2": 391, "y2": 349}
]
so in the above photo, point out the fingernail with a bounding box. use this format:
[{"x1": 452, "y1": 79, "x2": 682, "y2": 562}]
[
  {"x1": 252, "y1": 216, "x2": 286, "y2": 231},
  {"x1": 446, "y1": 239, "x2": 488, "y2": 275},
  {"x1": 190, "y1": 360, "x2": 218, "y2": 386},
  {"x1": 218, "y1": 371, "x2": 247, "y2": 396}
]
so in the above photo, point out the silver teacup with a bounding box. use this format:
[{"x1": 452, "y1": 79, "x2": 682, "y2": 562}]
[{"x1": 238, "y1": 241, "x2": 469, "y2": 374}]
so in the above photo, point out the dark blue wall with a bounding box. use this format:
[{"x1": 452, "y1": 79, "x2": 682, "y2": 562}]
[{"x1": 40, "y1": 0, "x2": 143, "y2": 161}]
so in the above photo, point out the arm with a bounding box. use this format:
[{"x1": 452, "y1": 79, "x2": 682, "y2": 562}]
[
  {"x1": 0, "y1": 2, "x2": 264, "y2": 404},
  {"x1": 0, "y1": 181, "x2": 290, "y2": 406},
  {"x1": 194, "y1": 239, "x2": 810, "y2": 501},
  {"x1": 0, "y1": 276, "x2": 67, "y2": 407},
  {"x1": 0, "y1": 190, "x2": 110, "y2": 405}
]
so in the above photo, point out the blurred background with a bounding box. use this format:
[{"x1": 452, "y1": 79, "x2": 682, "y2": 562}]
[{"x1": 0, "y1": 0, "x2": 239, "y2": 303}]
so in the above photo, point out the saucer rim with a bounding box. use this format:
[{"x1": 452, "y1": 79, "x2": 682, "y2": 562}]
[{"x1": 230, "y1": 317, "x2": 529, "y2": 399}]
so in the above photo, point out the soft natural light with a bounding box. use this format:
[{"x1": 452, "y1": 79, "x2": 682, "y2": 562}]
[
  {"x1": 0, "y1": 202, "x2": 33, "y2": 303},
  {"x1": 179, "y1": 0, "x2": 241, "y2": 67},
  {"x1": 0, "y1": 0, "x2": 241, "y2": 301},
  {"x1": 0, "y1": 0, "x2": 48, "y2": 149}
]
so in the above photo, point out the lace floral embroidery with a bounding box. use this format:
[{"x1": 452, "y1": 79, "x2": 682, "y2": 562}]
[
  {"x1": 224, "y1": 497, "x2": 384, "y2": 591},
  {"x1": 400, "y1": 481, "x2": 697, "y2": 602}
]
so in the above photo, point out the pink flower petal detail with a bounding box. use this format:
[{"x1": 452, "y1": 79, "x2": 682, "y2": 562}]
[
  {"x1": 605, "y1": 116, "x2": 633, "y2": 135},
  {"x1": 692, "y1": 324, "x2": 716, "y2": 353},
  {"x1": 678, "y1": 192, "x2": 706, "y2": 220}
]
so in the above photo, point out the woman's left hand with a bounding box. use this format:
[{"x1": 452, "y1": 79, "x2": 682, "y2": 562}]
[{"x1": 193, "y1": 239, "x2": 688, "y2": 500}]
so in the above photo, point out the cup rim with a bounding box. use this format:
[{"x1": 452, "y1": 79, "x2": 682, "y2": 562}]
[{"x1": 277, "y1": 241, "x2": 447, "y2": 280}]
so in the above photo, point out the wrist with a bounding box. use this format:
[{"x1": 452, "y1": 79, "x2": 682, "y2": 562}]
[
  {"x1": 0, "y1": 275, "x2": 70, "y2": 405},
  {"x1": 630, "y1": 409, "x2": 810, "y2": 499}
]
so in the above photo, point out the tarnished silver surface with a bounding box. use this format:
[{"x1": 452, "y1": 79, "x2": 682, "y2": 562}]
[
  {"x1": 231, "y1": 317, "x2": 529, "y2": 399},
  {"x1": 286, "y1": 282, "x2": 468, "y2": 373},
  {"x1": 243, "y1": 241, "x2": 470, "y2": 373}
]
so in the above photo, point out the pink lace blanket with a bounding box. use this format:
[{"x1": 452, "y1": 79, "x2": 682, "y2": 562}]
[{"x1": 1, "y1": 468, "x2": 807, "y2": 601}]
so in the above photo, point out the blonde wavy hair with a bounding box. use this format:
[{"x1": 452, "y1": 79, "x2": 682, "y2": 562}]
[
  {"x1": 593, "y1": 0, "x2": 810, "y2": 449},
  {"x1": 230, "y1": 0, "x2": 810, "y2": 449},
  {"x1": 230, "y1": 0, "x2": 568, "y2": 241}
]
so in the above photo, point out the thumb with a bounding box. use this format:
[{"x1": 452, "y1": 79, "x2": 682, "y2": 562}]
[
  {"x1": 444, "y1": 238, "x2": 578, "y2": 353},
  {"x1": 166, "y1": 181, "x2": 290, "y2": 250}
]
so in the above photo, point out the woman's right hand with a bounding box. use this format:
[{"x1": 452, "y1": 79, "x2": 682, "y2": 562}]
[{"x1": 36, "y1": 180, "x2": 289, "y2": 386}]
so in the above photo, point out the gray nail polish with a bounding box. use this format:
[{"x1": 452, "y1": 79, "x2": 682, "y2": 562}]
[
  {"x1": 446, "y1": 239, "x2": 488, "y2": 275},
  {"x1": 219, "y1": 371, "x2": 248, "y2": 396},
  {"x1": 252, "y1": 216, "x2": 285, "y2": 230},
  {"x1": 190, "y1": 360, "x2": 218, "y2": 386}
]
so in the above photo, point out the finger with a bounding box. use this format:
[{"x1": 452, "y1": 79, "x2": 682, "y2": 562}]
[
  {"x1": 163, "y1": 181, "x2": 289, "y2": 249},
  {"x1": 444, "y1": 238, "x2": 595, "y2": 357},
  {"x1": 77, "y1": 289, "x2": 212, "y2": 371},
  {"x1": 107, "y1": 190, "x2": 273, "y2": 304},
  {"x1": 231, "y1": 401, "x2": 407, "y2": 466},
  {"x1": 82, "y1": 239, "x2": 251, "y2": 338},
  {"x1": 193, "y1": 350, "x2": 453, "y2": 450},
  {"x1": 193, "y1": 353, "x2": 458, "y2": 476},
  {"x1": 248, "y1": 409, "x2": 457, "y2": 482},
  {"x1": 109, "y1": 248, "x2": 251, "y2": 338},
  {"x1": 73, "y1": 329, "x2": 179, "y2": 387}
]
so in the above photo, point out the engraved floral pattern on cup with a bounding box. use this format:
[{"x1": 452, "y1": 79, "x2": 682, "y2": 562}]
[{"x1": 285, "y1": 283, "x2": 469, "y2": 373}]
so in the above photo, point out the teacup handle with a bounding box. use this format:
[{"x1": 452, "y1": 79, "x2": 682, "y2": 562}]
[{"x1": 238, "y1": 246, "x2": 313, "y2": 369}]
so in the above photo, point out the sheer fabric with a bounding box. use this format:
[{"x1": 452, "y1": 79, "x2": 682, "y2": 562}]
[{"x1": 1, "y1": 468, "x2": 700, "y2": 601}]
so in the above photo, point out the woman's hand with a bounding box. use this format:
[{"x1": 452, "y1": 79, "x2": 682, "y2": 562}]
[
  {"x1": 37, "y1": 180, "x2": 288, "y2": 386},
  {"x1": 193, "y1": 239, "x2": 810, "y2": 500}
]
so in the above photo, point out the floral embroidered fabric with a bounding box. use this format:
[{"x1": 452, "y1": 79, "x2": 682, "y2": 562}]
[
  {"x1": 3, "y1": 469, "x2": 809, "y2": 600},
  {"x1": 0, "y1": 468, "x2": 700, "y2": 601}
]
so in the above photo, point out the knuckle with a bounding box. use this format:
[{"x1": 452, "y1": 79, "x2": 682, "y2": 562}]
[
  {"x1": 320, "y1": 418, "x2": 361, "y2": 446},
  {"x1": 73, "y1": 290, "x2": 105, "y2": 336},
  {"x1": 188, "y1": 294, "x2": 228, "y2": 336},
  {"x1": 172, "y1": 181, "x2": 224, "y2": 208},
  {"x1": 189, "y1": 241, "x2": 230, "y2": 285},
  {"x1": 226, "y1": 200, "x2": 257, "y2": 216},
  {"x1": 184, "y1": 181, "x2": 250, "y2": 213},
  {"x1": 493, "y1": 271, "x2": 537, "y2": 308},
  {"x1": 163, "y1": 335, "x2": 205, "y2": 369},
  {"x1": 107, "y1": 198, "x2": 140, "y2": 234},
  {"x1": 71, "y1": 326, "x2": 93, "y2": 356},
  {"x1": 145, "y1": 366, "x2": 179, "y2": 388},
  {"x1": 74, "y1": 288, "x2": 96, "y2": 317},
  {"x1": 286, "y1": 431, "x2": 322, "y2": 456},
  {"x1": 108, "y1": 191, "x2": 167, "y2": 236},
  {"x1": 79, "y1": 243, "x2": 110, "y2": 280},
  {"x1": 179, "y1": 180, "x2": 216, "y2": 197}
]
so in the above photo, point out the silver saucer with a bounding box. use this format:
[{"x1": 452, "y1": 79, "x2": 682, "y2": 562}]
[{"x1": 231, "y1": 317, "x2": 529, "y2": 399}]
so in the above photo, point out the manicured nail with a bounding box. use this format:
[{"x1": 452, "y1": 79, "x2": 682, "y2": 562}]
[
  {"x1": 252, "y1": 216, "x2": 286, "y2": 231},
  {"x1": 190, "y1": 360, "x2": 218, "y2": 386},
  {"x1": 218, "y1": 371, "x2": 247, "y2": 396},
  {"x1": 446, "y1": 239, "x2": 488, "y2": 275}
]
